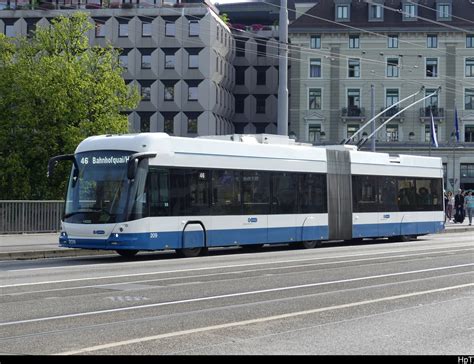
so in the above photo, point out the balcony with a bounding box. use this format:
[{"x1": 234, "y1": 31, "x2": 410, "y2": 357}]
[
  {"x1": 419, "y1": 106, "x2": 445, "y2": 123},
  {"x1": 379, "y1": 106, "x2": 405, "y2": 122},
  {"x1": 341, "y1": 106, "x2": 365, "y2": 122}
]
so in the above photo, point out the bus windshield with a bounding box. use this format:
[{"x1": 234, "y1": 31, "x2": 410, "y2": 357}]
[{"x1": 64, "y1": 150, "x2": 134, "y2": 224}]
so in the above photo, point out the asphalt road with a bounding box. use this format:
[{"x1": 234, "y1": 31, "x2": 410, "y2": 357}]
[{"x1": 0, "y1": 232, "x2": 473, "y2": 355}]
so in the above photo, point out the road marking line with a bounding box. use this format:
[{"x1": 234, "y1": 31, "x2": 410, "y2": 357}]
[
  {"x1": 1, "y1": 263, "x2": 472, "y2": 328},
  {"x1": 4, "y1": 248, "x2": 474, "y2": 296},
  {"x1": 3, "y1": 243, "x2": 473, "y2": 288},
  {"x1": 55, "y1": 283, "x2": 474, "y2": 355}
]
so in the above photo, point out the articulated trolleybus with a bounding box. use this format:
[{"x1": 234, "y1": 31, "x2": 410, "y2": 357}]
[{"x1": 48, "y1": 133, "x2": 444, "y2": 257}]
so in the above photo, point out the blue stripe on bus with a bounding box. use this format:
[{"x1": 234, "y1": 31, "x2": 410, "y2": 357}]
[{"x1": 59, "y1": 221, "x2": 443, "y2": 251}]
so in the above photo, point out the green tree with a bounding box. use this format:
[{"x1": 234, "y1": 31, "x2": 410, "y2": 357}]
[{"x1": 0, "y1": 13, "x2": 140, "y2": 200}]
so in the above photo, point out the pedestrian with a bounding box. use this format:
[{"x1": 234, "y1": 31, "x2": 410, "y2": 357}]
[
  {"x1": 464, "y1": 191, "x2": 474, "y2": 226},
  {"x1": 446, "y1": 191, "x2": 454, "y2": 222},
  {"x1": 454, "y1": 189, "x2": 465, "y2": 223}
]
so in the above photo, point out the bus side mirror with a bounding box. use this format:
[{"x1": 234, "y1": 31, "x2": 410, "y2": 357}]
[
  {"x1": 127, "y1": 152, "x2": 157, "y2": 180},
  {"x1": 47, "y1": 154, "x2": 76, "y2": 178},
  {"x1": 127, "y1": 158, "x2": 139, "y2": 180}
]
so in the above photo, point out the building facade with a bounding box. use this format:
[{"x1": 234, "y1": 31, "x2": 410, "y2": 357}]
[
  {"x1": 289, "y1": 0, "x2": 474, "y2": 191},
  {"x1": 0, "y1": 0, "x2": 236, "y2": 137}
]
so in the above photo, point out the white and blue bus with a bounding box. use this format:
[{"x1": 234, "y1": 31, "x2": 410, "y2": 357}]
[{"x1": 48, "y1": 133, "x2": 445, "y2": 257}]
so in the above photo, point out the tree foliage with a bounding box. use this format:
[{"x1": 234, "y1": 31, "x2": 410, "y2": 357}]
[{"x1": 0, "y1": 13, "x2": 140, "y2": 200}]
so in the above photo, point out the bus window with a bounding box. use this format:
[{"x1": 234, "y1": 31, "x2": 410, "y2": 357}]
[
  {"x1": 147, "y1": 168, "x2": 170, "y2": 217},
  {"x1": 415, "y1": 178, "x2": 442, "y2": 211},
  {"x1": 186, "y1": 169, "x2": 210, "y2": 215},
  {"x1": 242, "y1": 171, "x2": 270, "y2": 215},
  {"x1": 170, "y1": 169, "x2": 187, "y2": 216},
  {"x1": 380, "y1": 177, "x2": 399, "y2": 212},
  {"x1": 352, "y1": 175, "x2": 379, "y2": 212},
  {"x1": 298, "y1": 173, "x2": 327, "y2": 213},
  {"x1": 211, "y1": 170, "x2": 241, "y2": 215},
  {"x1": 271, "y1": 172, "x2": 298, "y2": 214},
  {"x1": 397, "y1": 178, "x2": 417, "y2": 211}
]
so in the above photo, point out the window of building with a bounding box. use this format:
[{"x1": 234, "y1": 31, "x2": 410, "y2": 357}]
[
  {"x1": 165, "y1": 22, "x2": 175, "y2": 37},
  {"x1": 165, "y1": 54, "x2": 175, "y2": 69},
  {"x1": 164, "y1": 85, "x2": 174, "y2": 101},
  {"x1": 403, "y1": 3, "x2": 417, "y2": 20},
  {"x1": 95, "y1": 21, "x2": 106, "y2": 38},
  {"x1": 139, "y1": 113, "x2": 151, "y2": 132},
  {"x1": 309, "y1": 88, "x2": 322, "y2": 110},
  {"x1": 349, "y1": 35, "x2": 359, "y2": 48},
  {"x1": 235, "y1": 95, "x2": 245, "y2": 114},
  {"x1": 425, "y1": 89, "x2": 439, "y2": 110},
  {"x1": 189, "y1": 20, "x2": 199, "y2": 37},
  {"x1": 465, "y1": 125, "x2": 474, "y2": 142},
  {"x1": 426, "y1": 58, "x2": 438, "y2": 78},
  {"x1": 5, "y1": 24, "x2": 15, "y2": 37},
  {"x1": 437, "y1": 3, "x2": 451, "y2": 20},
  {"x1": 235, "y1": 67, "x2": 245, "y2": 85},
  {"x1": 387, "y1": 58, "x2": 399, "y2": 77},
  {"x1": 427, "y1": 34, "x2": 438, "y2": 48},
  {"x1": 189, "y1": 54, "x2": 199, "y2": 69},
  {"x1": 386, "y1": 124, "x2": 399, "y2": 142},
  {"x1": 461, "y1": 164, "x2": 474, "y2": 178},
  {"x1": 336, "y1": 5, "x2": 349, "y2": 20},
  {"x1": 26, "y1": 21, "x2": 36, "y2": 38},
  {"x1": 164, "y1": 117, "x2": 174, "y2": 134},
  {"x1": 140, "y1": 84, "x2": 151, "y2": 101},
  {"x1": 187, "y1": 117, "x2": 198, "y2": 134},
  {"x1": 467, "y1": 35, "x2": 474, "y2": 48},
  {"x1": 188, "y1": 86, "x2": 198, "y2": 101},
  {"x1": 119, "y1": 22, "x2": 129, "y2": 37},
  {"x1": 308, "y1": 124, "x2": 322, "y2": 142},
  {"x1": 256, "y1": 67, "x2": 267, "y2": 85},
  {"x1": 466, "y1": 89, "x2": 474, "y2": 110},
  {"x1": 310, "y1": 35, "x2": 321, "y2": 49},
  {"x1": 256, "y1": 39, "x2": 266, "y2": 57},
  {"x1": 424, "y1": 124, "x2": 438, "y2": 142},
  {"x1": 142, "y1": 22, "x2": 152, "y2": 37},
  {"x1": 141, "y1": 54, "x2": 152, "y2": 69},
  {"x1": 388, "y1": 35, "x2": 398, "y2": 48},
  {"x1": 347, "y1": 124, "x2": 360, "y2": 139},
  {"x1": 386, "y1": 89, "x2": 399, "y2": 107},
  {"x1": 348, "y1": 58, "x2": 360, "y2": 78},
  {"x1": 235, "y1": 37, "x2": 246, "y2": 57},
  {"x1": 466, "y1": 58, "x2": 474, "y2": 77},
  {"x1": 256, "y1": 95, "x2": 266, "y2": 114},
  {"x1": 347, "y1": 89, "x2": 361, "y2": 108},
  {"x1": 369, "y1": 4, "x2": 383, "y2": 21},
  {"x1": 309, "y1": 58, "x2": 322, "y2": 78}
]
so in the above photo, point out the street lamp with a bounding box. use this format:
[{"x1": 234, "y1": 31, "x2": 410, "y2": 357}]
[{"x1": 450, "y1": 132, "x2": 464, "y2": 191}]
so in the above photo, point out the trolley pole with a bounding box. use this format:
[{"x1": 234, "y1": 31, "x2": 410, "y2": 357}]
[{"x1": 277, "y1": 0, "x2": 289, "y2": 136}]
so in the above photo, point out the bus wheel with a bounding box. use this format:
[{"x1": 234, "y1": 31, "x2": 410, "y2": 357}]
[
  {"x1": 116, "y1": 249, "x2": 139, "y2": 258},
  {"x1": 176, "y1": 247, "x2": 208, "y2": 258},
  {"x1": 299, "y1": 240, "x2": 321, "y2": 249},
  {"x1": 388, "y1": 235, "x2": 410, "y2": 242},
  {"x1": 241, "y1": 244, "x2": 264, "y2": 252}
]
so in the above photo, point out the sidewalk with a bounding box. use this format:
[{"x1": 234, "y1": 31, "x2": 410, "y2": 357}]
[{"x1": 0, "y1": 222, "x2": 473, "y2": 261}]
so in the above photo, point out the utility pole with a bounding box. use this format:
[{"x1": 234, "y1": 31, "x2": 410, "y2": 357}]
[
  {"x1": 370, "y1": 84, "x2": 376, "y2": 152},
  {"x1": 277, "y1": 0, "x2": 288, "y2": 136}
]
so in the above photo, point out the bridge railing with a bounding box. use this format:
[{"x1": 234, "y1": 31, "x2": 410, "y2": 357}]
[{"x1": 0, "y1": 200, "x2": 64, "y2": 234}]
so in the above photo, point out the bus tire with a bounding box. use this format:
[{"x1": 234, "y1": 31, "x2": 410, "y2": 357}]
[
  {"x1": 176, "y1": 247, "x2": 208, "y2": 258},
  {"x1": 116, "y1": 249, "x2": 139, "y2": 258},
  {"x1": 298, "y1": 240, "x2": 321, "y2": 249},
  {"x1": 388, "y1": 235, "x2": 410, "y2": 242},
  {"x1": 241, "y1": 244, "x2": 264, "y2": 252}
]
